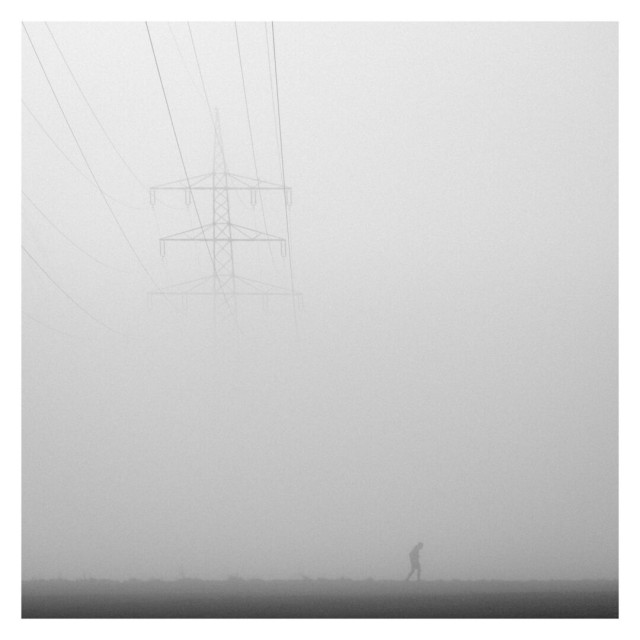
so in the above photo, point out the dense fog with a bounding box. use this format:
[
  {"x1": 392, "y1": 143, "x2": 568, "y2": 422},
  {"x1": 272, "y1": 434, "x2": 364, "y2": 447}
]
[{"x1": 22, "y1": 22, "x2": 617, "y2": 581}]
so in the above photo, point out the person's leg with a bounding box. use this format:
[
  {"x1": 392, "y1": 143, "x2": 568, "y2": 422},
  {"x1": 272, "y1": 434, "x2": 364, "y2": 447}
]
[
  {"x1": 405, "y1": 566, "x2": 414, "y2": 581},
  {"x1": 417, "y1": 564, "x2": 421, "y2": 581}
]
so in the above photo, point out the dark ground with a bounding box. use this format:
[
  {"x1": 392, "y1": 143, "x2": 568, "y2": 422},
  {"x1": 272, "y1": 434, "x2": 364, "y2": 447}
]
[{"x1": 22, "y1": 578, "x2": 618, "y2": 618}]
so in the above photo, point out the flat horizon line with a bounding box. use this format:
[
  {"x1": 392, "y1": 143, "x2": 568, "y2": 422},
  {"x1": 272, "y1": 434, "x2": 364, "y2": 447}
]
[{"x1": 22, "y1": 577, "x2": 619, "y2": 584}]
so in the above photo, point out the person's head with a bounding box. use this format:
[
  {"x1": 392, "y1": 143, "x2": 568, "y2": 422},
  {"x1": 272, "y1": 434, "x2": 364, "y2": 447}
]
[{"x1": 417, "y1": 542, "x2": 423, "y2": 549}]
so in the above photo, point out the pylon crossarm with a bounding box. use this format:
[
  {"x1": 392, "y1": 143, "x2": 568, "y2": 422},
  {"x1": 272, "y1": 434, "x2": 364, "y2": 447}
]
[
  {"x1": 160, "y1": 223, "x2": 284, "y2": 243},
  {"x1": 148, "y1": 108, "x2": 300, "y2": 321},
  {"x1": 151, "y1": 172, "x2": 289, "y2": 192},
  {"x1": 151, "y1": 171, "x2": 213, "y2": 189},
  {"x1": 161, "y1": 224, "x2": 212, "y2": 242},
  {"x1": 226, "y1": 173, "x2": 285, "y2": 188},
  {"x1": 152, "y1": 186, "x2": 288, "y2": 192},
  {"x1": 230, "y1": 223, "x2": 284, "y2": 241}
]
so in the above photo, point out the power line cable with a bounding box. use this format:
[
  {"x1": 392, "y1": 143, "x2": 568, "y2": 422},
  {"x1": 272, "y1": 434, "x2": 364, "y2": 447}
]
[
  {"x1": 23, "y1": 310, "x2": 88, "y2": 342},
  {"x1": 22, "y1": 245, "x2": 126, "y2": 337},
  {"x1": 146, "y1": 22, "x2": 214, "y2": 266},
  {"x1": 233, "y1": 22, "x2": 274, "y2": 264},
  {"x1": 45, "y1": 22, "x2": 149, "y2": 192},
  {"x1": 43, "y1": 23, "x2": 186, "y2": 213},
  {"x1": 168, "y1": 23, "x2": 210, "y2": 110},
  {"x1": 271, "y1": 23, "x2": 299, "y2": 331},
  {"x1": 24, "y1": 98, "x2": 173, "y2": 287},
  {"x1": 264, "y1": 23, "x2": 283, "y2": 174},
  {"x1": 23, "y1": 100, "x2": 149, "y2": 211},
  {"x1": 147, "y1": 22, "x2": 235, "y2": 320},
  {"x1": 22, "y1": 191, "x2": 128, "y2": 273},
  {"x1": 187, "y1": 22, "x2": 216, "y2": 128},
  {"x1": 23, "y1": 23, "x2": 170, "y2": 306}
]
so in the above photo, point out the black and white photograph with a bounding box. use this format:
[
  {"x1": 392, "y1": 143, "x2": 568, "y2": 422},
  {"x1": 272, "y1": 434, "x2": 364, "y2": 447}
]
[{"x1": 8, "y1": 7, "x2": 636, "y2": 634}]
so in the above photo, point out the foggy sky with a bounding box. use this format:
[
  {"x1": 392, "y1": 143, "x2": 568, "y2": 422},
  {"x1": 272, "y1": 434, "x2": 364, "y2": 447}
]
[{"x1": 22, "y1": 22, "x2": 617, "y2": 581}]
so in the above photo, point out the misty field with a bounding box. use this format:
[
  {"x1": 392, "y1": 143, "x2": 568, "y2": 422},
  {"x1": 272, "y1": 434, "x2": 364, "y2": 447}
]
[{"x1": 22, "y1": 579, "x2": 617, "y2": 618}]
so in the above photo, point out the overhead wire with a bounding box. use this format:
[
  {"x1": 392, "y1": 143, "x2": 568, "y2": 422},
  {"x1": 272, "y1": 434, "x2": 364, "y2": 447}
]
[
  {"x1": 234, "y1": 22, "x2": 273, "y2": 256},
  {"x1": 186, "y1": 23, "x2": 242, "y2": 323},
  {"x1": 22, "y1": 245, "x2": 126, "y2": 337},
  {"x1": 23, "y1": 310, "x2": 93, "y2": 343},
  {"x1": 46, "y1": 22, "x2": 149, "y2": 193},
  {"x1": 41, "y1": 23, "x2": 192, "y2": 318},
  {"x1": 168, "y1": 23, "x2": 210, "y2": 112},
  {"x1": 43, "y1": 23, "x2": 187, "y2": 213},
  {"x1": 271, "y1": 22, "x2": 299, "y2": 332},
  {"x1": 146, "y1": 22, "x2": 236, "y2": 321},
  {"x1": 22, "y1": 100, "x2": 149, "y2": 212},
  {"x1": 22, "y1": 23, "x2": 173, "y2": 310},
  {"x1": 23, "y1": 100, "x2": 177, "y2": 303},
  {"x1": 22, "y1": 191, "x2": 129, "y2": 273},
  {"x1": 186, "y1": 22, "x2": 216, "y2": 127},
  {"x1": 264, "y1": 23, "x2": 283, "y2": 173},
  {"x1": 146, "y1": 22, "x2": 213, "y2": 266}
]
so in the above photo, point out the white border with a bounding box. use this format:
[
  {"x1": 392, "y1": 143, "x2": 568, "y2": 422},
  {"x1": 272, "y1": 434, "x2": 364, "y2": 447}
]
[{"x1": 4, "y1": 2, "x2": 637, "y2": 639}]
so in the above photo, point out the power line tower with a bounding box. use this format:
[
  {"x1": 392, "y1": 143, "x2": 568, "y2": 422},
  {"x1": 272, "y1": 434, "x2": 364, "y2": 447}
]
[{"x1": 148, "y1": 108, "x2": 300, "y2": 325}]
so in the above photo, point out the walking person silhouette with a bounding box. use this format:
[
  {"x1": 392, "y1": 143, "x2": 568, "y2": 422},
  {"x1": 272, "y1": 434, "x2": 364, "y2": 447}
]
[{"x1": 405, "y1": 542, "x2": 424, "y2": 581}]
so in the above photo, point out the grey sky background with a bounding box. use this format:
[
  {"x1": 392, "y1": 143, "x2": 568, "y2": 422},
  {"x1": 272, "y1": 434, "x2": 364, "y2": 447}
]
[{"x1": 22, "y1": 22, "x2": 617, "y2": 581}]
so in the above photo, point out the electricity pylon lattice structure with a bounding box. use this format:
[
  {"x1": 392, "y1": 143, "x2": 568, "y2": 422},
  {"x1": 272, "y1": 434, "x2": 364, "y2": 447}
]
[{"x1": 149, "y1": 108, "x2": 301, "y2": 321}]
